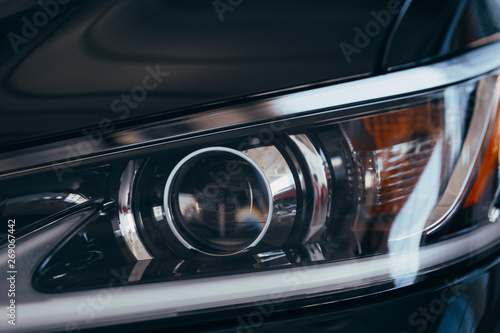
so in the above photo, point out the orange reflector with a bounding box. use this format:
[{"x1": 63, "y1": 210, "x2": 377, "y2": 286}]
[
  {"x1": 361, "y1": 103, "x2": 441, "y2": 149},
  {"x1": 341, "y1": 101, "x2": 444, "y2": 235},
  {"x1": 464, "y1": 101, "x2": 500, "y2": 208}
]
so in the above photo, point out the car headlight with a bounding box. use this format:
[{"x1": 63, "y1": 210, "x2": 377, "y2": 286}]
[{"x1": 2, "y1": 42, "x2": 500, "y2": 332}]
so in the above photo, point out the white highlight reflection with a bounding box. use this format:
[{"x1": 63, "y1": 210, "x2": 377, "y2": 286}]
[{"x1": 388, "y1": 141, "x2": 442, "y2": 287}]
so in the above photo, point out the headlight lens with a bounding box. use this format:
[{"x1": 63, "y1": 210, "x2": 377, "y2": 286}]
[
  {"x1": 10, "y1": 75, "x2": 498, "y2": 287},
  {"x1": 165, "y1": 147, "x2": 274, "y2": 256},
  {"x1": 1, "y1": 44, "x2": 500, "y2": 332}
]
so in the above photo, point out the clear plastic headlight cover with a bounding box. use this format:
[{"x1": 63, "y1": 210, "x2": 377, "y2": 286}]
[{"x1": 1, "y1": 43, "x2": 500, "y2": 331}]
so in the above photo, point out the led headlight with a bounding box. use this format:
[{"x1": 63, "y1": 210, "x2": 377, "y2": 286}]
[{"x1": 1, "y1": 42, "x2": 500, "y2": 333}]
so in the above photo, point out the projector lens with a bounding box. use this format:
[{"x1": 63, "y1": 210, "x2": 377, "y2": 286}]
[{"x1": 164, "y1": 147, "x2": 273, "y2": 256}]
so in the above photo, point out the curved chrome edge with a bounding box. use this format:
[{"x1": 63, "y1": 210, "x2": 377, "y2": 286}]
[
  {"x1": 163, "y1": 147, "x2": 274, "y2": 257},
  {"x1": 289, "y1": 134, "x2": 330, "y2": 243},
  {"x1": 425, "y1": 74, "x2": 500, "y2": 234},
  {"x1": 5, "y1": 208, "x2": 500, "y2": 332},
  {"x1": 244, "y1": 145, "x2": 297, "y2": 246},
  {"x1": 2, "y1": 42, "x2": 500, "y2": 178},
  {"x1": 113, "y1": 160, "x2": 154, "y2": 261}
]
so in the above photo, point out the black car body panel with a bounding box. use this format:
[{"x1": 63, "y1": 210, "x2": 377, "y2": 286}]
[
  {"x1": 384, "y1": 0, "x2": 500, "y2": 70},
  {"x1": 1, "y1": 0, "x2": 498, "y2": 149},
  {"x1": 1, "y1": 0, "x2": 396, "y2": 147}
]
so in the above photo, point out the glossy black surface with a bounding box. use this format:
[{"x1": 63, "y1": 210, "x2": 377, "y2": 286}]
[
  {"x1": 383, "y1": 0, "x2": 500, "y2": 70},
  {"x1": 0, "y1": 0, "x2": 400, "y2": 148},
  {"x1": 0, "y1": 165, "x2": 109, "y2": 242},
  {"x1": 2, "y1": 1, "x2": 499, "y2": 148}
]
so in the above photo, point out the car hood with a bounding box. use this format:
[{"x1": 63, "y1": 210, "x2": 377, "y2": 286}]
[{"x1": 1, "y1": 0, "x2": 498, "y2": 148}]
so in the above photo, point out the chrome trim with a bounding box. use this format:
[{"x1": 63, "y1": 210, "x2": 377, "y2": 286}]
[
  {"x1": 289, "y1": 134, "x2": 330, "y2": 243},
  {"x1": 425, "y1": 74, "x2": 500, "y2": 234},
  {"x1": 2, "y1": 42, "x2": 500, "y2": 178},
  {"x1": 244, "y1": 145, "x2": 297, "y2": 247},
  {"x1": 164, "y1": 147, "x2": 275, "y2": 256},
  {"x1": 4, "y1": 209, "x2": 500, "y2": 332},
  {"x1": 114, "y1": 160, "x2": 154, "y2": 260},
  {"x1": 128, "y1": 260, "x2": 152, "y2": 283}
]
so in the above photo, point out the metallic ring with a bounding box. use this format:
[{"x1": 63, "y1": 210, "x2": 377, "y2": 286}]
[
  {"x1": 164, "y1": 147, "x2": 274, "y2": 256},
  {"x1": 114, "y1": 160, "x2": 154, "y2": 261}
]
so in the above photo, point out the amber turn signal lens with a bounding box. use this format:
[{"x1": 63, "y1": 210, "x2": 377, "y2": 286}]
[{"x1": 464, "y1": 99, "x2": 500, "y2": 208}]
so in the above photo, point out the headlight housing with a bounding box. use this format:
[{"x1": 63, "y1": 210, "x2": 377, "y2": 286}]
[{"x1": 1, "y1": 42, "x2": 500, "y2": 332}]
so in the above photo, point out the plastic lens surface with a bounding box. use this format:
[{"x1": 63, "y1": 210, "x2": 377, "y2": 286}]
[{"x1": 165, "y1": 148, "x2": 272, "y2": 255}]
